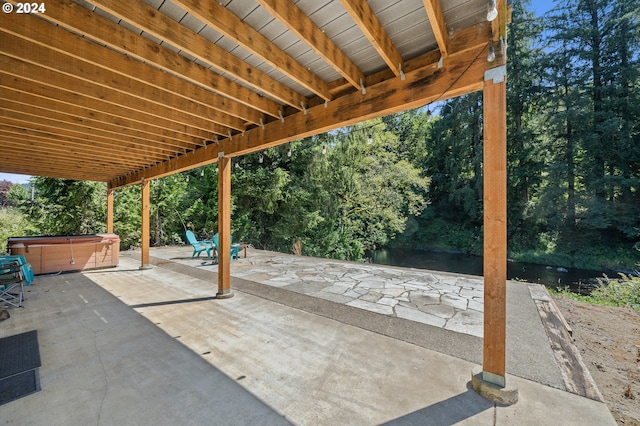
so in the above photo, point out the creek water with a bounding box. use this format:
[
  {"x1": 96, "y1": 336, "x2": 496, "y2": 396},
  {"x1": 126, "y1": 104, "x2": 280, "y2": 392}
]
[{"x1": 368, "y1": 248, "x2": 627, "y2": 293}]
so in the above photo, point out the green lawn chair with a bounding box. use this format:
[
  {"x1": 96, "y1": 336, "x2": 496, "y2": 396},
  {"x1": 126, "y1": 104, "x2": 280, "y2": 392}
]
[
  {"x1": 212, "y1": 233, "x2": 240, "y2": 261},
  {"x1": 185, "y1": 230, "x2": 215, "y2": 258}
]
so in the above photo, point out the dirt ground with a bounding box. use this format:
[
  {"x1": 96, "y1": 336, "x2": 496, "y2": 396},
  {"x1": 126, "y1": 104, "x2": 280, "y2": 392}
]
[{"x1": 553, "y1": 296, "x2": 640, "y2": 425}]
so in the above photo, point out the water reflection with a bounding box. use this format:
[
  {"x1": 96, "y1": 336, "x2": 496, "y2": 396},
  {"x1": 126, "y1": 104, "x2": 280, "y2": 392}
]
[{"x1": 368, "y1": 248, "x2": 622, "y2": 294}]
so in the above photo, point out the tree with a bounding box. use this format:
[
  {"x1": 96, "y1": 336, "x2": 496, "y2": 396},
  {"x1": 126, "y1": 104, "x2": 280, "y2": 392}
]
[
  {"x1": 16, "y1": 178, "x2": 106, "y2": 235},
  {"x1": 506, "y1": 0, "x2": 546, "y2": 249},
  {"x1": 0, "y1": 180, "x2": 13, "y2": 208}
]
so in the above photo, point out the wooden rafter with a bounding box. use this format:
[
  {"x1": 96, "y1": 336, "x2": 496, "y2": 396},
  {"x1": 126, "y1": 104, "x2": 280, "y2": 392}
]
[
  {"x1": 27, "y1": 0, "x2": 280, "y2": 119},
  {"x1": 87, "y1": 0, "x2": 307, "y2": 110},
  {"x1": 256, "y1": 0, "x2": 364, "y2": 91},
  {"x1": 0, "y1": 0, "x2": 505, "y2": 185},
  {"x1": 173, "y1": 0, "x2": 331, "y2": 102},
  {"x1": 0, "y1": 109, "x2": 174, "y2": 158},
  {"x1": 110, "y1": 31, "x2": 493, "y2": 189},
  {"x1": 423, "y1": 0, "x2": 449, "y2": 58},
  {"x1": 339, "y1": 0, "x2": 404, "y2": 78},
  {"x1": 0, "y1": 56, "x2": 223, "y2": 142},
  {"x1": 0, "y1": 97, "x2": 198, "y2": 150},
  {"x1": 0, "y1": 85, "x2": 204, "y2": 151},
  {"x1": 0, "y1": 33, "x2": 244, "y2": 133}
]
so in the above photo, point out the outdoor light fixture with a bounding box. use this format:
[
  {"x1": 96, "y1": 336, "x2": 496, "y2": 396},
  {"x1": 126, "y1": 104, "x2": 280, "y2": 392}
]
[
  {"x1": 186, "y1": 175, "x2": 190, "y2": 182},
  {"x1": 367, "y1": 134, "x2": 373, "y2": 145},
  {"x1": 487, "y1": 0, "x2": 498, "y2": 21},
  {"x1": 200, "y1": 169, "x2": 204, "y2": 177},
  {"x1": 259, "y1": 153, "x2": 264, "y2": 163},
  {"x1": 287, "y1": 147, "x2": 292, "y2": 157},
  {"x1": 426, "y1": 106, "x2": 432, "y2": 117},
  {"x1": 322, "y1": 145, "x2": 327, "y2": 155}
]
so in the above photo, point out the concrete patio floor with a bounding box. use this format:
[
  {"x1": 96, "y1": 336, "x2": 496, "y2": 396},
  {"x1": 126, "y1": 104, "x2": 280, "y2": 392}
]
[{"x1": 0, "y1": 246, "x2": 616, "y2": 425}]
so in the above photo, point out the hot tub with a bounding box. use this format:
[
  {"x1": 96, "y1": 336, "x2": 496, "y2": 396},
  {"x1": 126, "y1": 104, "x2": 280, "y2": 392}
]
[{"x1": 7, "y1": 234, "x2": 120, "y2": 275}]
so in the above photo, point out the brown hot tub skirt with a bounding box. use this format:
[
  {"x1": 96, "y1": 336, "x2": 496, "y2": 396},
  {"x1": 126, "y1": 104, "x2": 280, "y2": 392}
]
[{"x1": 7, "y1": 234, "x2": 120, "y2": 275}]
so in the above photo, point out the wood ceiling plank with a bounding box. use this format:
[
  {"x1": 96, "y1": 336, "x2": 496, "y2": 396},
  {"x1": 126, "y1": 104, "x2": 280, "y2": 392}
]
[
  {"x1": 423, "y1": 0, "x2": 449, "y2": 58},
  {"x1": 1, "y1": 13, "x2": 263, "y2": 127},
  {"x1": 0, "y1": 57, "x2": 225, "y2": 142},
  {"x1": 0, "y1": 33, "x2": 246, "y2": 133},
  {"x1": 339, "y1": 0, "x2": 404, "y2": 78},
  {"x1": 174, "y1": 0, "x2": 331, "y2": 102},
  {"x1": 257, "y1": 0, "x2": 364, "y2": 92},
  {"x1": 87, "y1": 0, "x2": 307, "y2": 110}
]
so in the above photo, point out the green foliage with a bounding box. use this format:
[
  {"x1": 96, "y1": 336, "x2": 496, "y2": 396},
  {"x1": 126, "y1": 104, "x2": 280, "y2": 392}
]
[
  {"x1": 552, "y1": 273, "x2": 640, "y2": 311},
  {"x1": 590, "y1": 274, "x2": 640, "y2": 311},
  {"x1": 112, "y1": 185, "x2": 141, "y2": 250},
  {"x1": 226, "y1": 121, "x2": 429, "y2": 260},
  {"x1": 2, "y1": 1, "x2": 638, "y2": 272},
  {"x1": 14, "y1": 178, "x2": 106, "y2": 236},
  {"x1": 0, "y1": 208, "x2": 36, "y2": 253}
]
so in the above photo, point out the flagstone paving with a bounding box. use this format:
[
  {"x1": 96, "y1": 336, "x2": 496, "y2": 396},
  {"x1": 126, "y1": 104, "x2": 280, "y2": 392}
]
[{"x1": 149, "y1": 247, "x2": 486, "y2": 338}]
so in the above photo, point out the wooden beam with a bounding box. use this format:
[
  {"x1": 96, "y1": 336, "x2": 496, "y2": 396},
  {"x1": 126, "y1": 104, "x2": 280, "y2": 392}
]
[
  {"x1": 0, "y1": 33, "x2": 245, "y2": 133},
  {"x1": 109, "y1": 40, "x2": 494, "y2": 189},
  {"x1": 216, "y1": 155, "x2": 233, "y2": 298},
  {"x1": 173, "y1": 0, "x2": 331, "y2": 102},
  {"x1": 423, "y1": 0, "x2": 449, "y2": 58},
  {"x1": 482, "y1": 68, "x2": 507, "y2": 385},
  {"x1": 0, "y1": 139, "x2": 130, "y2": 179},
  {"x1": 14, "y1": 0, "x2": 279, "y2": 119},
  {"x1": 0, "y1": 12, "x2": 263, "y2": 126},
  {"x1": 87, "y1": 0, "x2": 307, "y2": 110},
  {"x1": 256, "y1": 0, "x2": 364, "y2": 92},
  {"x1": 339, "y1": 0, "x2": 404, "y2": 78},
  {"x1": 107, "y1": 190, "x2": 114, "y2": 234},
  {"x1": 0, "y1": 129, "x2": 152, "y2": 167},
  {"x1": 0, "y1": 98, "x2": 186, "y2": 154},
  {"x1": 140, "y1": 179, "x2": 151, "y2": 269},
  {"x1": 0, "y1": 57, "x2": 225, "y2": 141},
  {"x1": 0, "y1": 111, "x2": 174, "y2": 160},
  {"x1": 0, "y1": 82, "x2": 208, "y2": 148}
]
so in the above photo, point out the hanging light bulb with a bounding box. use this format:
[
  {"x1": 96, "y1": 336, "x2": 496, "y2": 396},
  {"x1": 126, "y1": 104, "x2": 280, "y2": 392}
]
[
  {"x1": 367, "y1": 134, "x2": 373, "y2": 145},
  {"x1": 322, "y1": 144, "x2": 327, "y2": 155},
  {"x1": 259, "y1": 153, "x2": 264, "y2": 164},
  {"x1": 287, "y1": 147, "x2": 292, "y2": 157},
  {"x1": 200, "y1": 169, "x2": 204, "y2": 177},
  {"x1": 487, "y1": 0, "x2": 498, "y2": 22},
  {"x1": 426, "y1": 107, "x2": 432, "y2": 117},
  {"x1": 235, "y1": 162, "x2": 239, "y2": 169},
  {"x1": 186, "y1": 175, "x2": 189, "y2": 182},
  {"x1": 487, "y1": 39, "x2": 496, "y2": 62}
]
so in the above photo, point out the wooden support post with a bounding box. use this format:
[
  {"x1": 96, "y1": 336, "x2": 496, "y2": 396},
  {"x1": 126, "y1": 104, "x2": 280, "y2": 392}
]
[
  {"x1": 107, "y1": 189, "x2": 114, "y2": 234},
  {"x1": 216, "y1": 154, "x2": 233, "y2": 298},
  {"x1": 140, "y1": 178, "x2": 152, "y2": 270},
  {"x1": 482, "y1": 67, "x2": 507, "y2": 386}
]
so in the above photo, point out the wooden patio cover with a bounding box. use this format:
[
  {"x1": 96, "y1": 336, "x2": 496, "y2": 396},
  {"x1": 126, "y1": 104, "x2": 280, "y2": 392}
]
[{"x1": 0, "y1": 0, "x2": 511, "y2": 396}]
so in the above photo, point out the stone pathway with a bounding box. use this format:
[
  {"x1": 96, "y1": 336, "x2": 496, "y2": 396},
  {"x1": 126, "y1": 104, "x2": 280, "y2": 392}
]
[{"x1": 148, "y1": 247, "x2": 486, "y2": 338}]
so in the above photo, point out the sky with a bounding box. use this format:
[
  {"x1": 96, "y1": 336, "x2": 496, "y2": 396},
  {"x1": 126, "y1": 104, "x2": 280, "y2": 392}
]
[
  {"x1": 0, "y1": 1, "x2": 556, "y2": 185},
  {"x1": 530, "y1": 0, "x2": 556, "y2": 17},
  {"x1": 0, "y1": 173, "x2": 31, "y2": 184}
]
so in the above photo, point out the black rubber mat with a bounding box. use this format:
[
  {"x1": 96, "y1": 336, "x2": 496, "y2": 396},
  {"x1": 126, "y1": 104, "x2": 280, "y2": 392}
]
[{"x1": 0, "y1": 330, "x2": 41, "y2": 405}]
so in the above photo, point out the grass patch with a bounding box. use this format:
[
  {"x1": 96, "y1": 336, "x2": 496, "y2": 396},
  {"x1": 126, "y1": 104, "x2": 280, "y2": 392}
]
[{"x1": 549, "y1": 273, "x2": 640, "y2": 312}]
